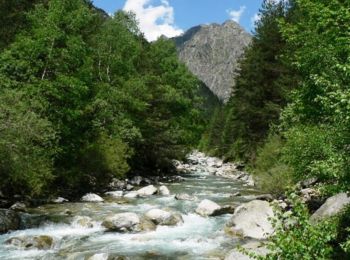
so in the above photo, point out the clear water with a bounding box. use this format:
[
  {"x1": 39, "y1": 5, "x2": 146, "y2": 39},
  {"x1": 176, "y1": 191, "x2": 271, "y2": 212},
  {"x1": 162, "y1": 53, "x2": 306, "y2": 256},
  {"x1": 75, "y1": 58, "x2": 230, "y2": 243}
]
[{"x1": 0, "y1": 171, "x2": 260, "y2": 259}]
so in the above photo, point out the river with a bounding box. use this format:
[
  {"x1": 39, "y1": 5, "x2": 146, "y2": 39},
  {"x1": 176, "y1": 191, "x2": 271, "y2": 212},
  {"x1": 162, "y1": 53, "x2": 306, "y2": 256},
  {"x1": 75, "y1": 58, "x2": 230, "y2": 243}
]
[{"x1": 0, "y1": 155, "x2": 260, "y2": 259}]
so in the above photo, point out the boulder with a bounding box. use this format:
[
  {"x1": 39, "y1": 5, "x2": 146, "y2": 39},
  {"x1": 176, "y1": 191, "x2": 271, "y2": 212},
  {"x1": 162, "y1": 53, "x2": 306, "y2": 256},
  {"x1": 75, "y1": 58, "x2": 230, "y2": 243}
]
[
  {"x1": 105, "y1": 191, "x2": 124, "y2": 198},
  {"x1": 145, "y1": 209, "x2": 183, "y2": 226},
  {"x1": 86, "y1": 253, "x2": 109, "y2": 260},
  {"x1": 52, "y1": 197, "x2": 69, "y2": 203},
  {"x1": 195, "y1": 199, "x2": 221, "y2": 217},
  {"x1": 158, "y1": 185, "x2": 170, "y2": 196},
  {"x1": 242, "y1": 194, "x2": 274, "y2": 202},
  {"x1": 0, "y1": 209, "x2": 20, "y2": 234},
  {"x1": 226, "y1": 200, "x2": 274, "y2": 239},
  {"x1": 10, "y1": 202, "x2": 27, "y2": 212},
  {"x1": 299, "y1": 177, "x2": 318, "y2": 188},
  {"x1": 125, "y1": 184, "x2": 134, "y2": 191},
  {"x1": 102, "y1": 212, "x2": 140, "y2": 232},
  {"x1": 123, "y1": 191, "x2": 139, "y2": 199},
  {"x1": 81, "y1": 193, "x2": 104, "y2": 202},
  {"x1": 225, "y1": 242, "x2": 269, "y2": 260},
  {"x1": 212, "y1": 205, "x2": 235, "y2": 216},
  {"x1": 109, "y1": 179, "x2": 126, "y2": 190},
  {"x1": 136, "y1": 185, "x2": 158, "y2": 197},
  {"x1": 175, "y1": 193, "x2": 197, "y2": 201},
  {"x1": 129, "y1": 176, "x2": 143, "y2": 186},
  {"x1": 6, "y1": 235, "x2": 53, "y2": 250},
  {"x1": 139, "y1": 218, "x2": 157, "y2": 231},
  {"x1": 310, "y1": 193, "x2": 350, "y2": 223},
  {"x1": 72, "y1": 216, "x2": 94, "y2": 228}
]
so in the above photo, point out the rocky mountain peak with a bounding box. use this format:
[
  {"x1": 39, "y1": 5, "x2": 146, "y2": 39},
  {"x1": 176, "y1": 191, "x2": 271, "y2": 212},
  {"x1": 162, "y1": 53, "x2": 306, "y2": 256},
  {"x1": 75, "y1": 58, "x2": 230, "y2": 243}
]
[{"x1": 173, "y1": 20, "x2": 252, "y2": 102}]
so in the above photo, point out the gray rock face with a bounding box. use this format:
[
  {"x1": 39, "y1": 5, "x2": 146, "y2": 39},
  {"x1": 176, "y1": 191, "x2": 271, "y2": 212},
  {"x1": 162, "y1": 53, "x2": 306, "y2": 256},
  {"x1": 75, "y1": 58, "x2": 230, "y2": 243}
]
[
  {"x1": 0, "y1": 209, "x2": 20, "y2": 234},
  {"x1": 310, "y1": 193, "x2": 350, "y2": 223},
  {"x1": 174, "y1": 21, "x2": 252, "y2": 102},
  {"x1": 226, "y1": 200, "x2": 274, "y2": 239}
]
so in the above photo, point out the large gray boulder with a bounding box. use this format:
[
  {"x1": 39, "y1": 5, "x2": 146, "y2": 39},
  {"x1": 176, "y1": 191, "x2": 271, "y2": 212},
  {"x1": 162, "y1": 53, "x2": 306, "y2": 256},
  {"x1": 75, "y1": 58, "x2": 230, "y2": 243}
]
[
  {"x1": 6, "y1": 235, "x2": 53, "y2": 250},
  {"x1": 81, "y1": 193, "x2": 104, "y2": 202},
  {"x1": 225, "y1": 242, "x2": 269, "y2": 260},
  {"x1": 145, "y1": 209, "x2": 183, "y2": 226},
  {"x1": 226, "y1": 200, "x2": 274, "y2": 239},
  {"x1": 173, "y1": 21, "x2": 252, "y2": 102},
  {"x1": 0, "y1": 209, "x2": 20, "y2": 234},
  {"x1": 158, "y1": 185, "x2": 170, "y2": 196},
  {"x1": 195, "y1": 199, "x2": 221, "y2": 217},
  {"x1": 136, "y1": 185, "x2": 158, "y2": 197},
  {"x1": 310, "y1": 193, "x2": 350, "y2": 223},
  {"x1": 102, "y1": 212, "x2": 140, "y2": 232}
]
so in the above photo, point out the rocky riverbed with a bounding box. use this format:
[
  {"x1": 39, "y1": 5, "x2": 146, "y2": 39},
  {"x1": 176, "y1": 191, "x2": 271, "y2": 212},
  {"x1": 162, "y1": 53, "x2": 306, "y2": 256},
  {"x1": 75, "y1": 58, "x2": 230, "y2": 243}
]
[{"x1": 0, "y1": 151, "x2": 276, "y2": 259}]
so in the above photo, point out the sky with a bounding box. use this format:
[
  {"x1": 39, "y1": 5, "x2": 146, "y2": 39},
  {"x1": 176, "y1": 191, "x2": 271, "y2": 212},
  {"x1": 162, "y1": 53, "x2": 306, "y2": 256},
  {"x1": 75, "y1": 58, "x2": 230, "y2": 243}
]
[{"x1": 92, "y1": 0, "x2": 265, "y2": 41}]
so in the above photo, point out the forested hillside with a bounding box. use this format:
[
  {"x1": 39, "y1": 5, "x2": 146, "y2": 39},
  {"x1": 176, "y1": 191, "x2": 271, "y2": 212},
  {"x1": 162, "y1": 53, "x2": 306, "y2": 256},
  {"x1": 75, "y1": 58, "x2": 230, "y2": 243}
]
[
  {"x1": 0, "y1": 0, "x2": 204, "y2": 198},
  {"x1": 202, "y1": 0, "x2": 350, "y2": 258}
]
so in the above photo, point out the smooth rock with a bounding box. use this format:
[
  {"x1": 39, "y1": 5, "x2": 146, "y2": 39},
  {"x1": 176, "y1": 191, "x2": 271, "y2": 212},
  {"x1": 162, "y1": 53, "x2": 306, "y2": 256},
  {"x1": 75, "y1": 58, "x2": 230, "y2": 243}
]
[
  {"x1": 310, "y1": 193, "x2": 350, "y2": 223},
  {"x1": 136, "y1": 185, "x2": 157, "y2": 197},
  {"x1": 0, "y1": 209, "x2": 20, "y2": 234},
  {"x1": 123, "y1": 191, "x2": 139, "y2": 198},
  {"x1": 226, "y1": 200, "x2": 274, "y2": 239},
  {"x1": 158, "y1": 185, "x2": 170, "y2": 196},
  {"x1": 195, "y1": 199, "x2": 221, "y2": 217},
  {"x1": 6, "y1": 235, "x2": 53, "y2": 250},
  {"x1": 81, "y1": 193, "x2": 104, "y2": 202},
  {"x1": 145, "y1": 209, "x2": 183, "y2": 226},
  {"x1": 175, "y1": 193, "x2": 197, "y2": 201},
  {"x1": 139, "y1": 218, "x2": 157, "y2": 231},
  {"x1": 125, "y1": 184, "x2": 134, "y2": 191},
  {"x1": 129, "y1": 176, "x2": 143, "y2": 186},
  {"x1": 225, "y1": 242, "x2": 269, "y2": 260},
  {"x1": 105, "y1": 191, "x2": 124, "y2": 198},
  {"x1": 86, "y1": 253, "x2": 109, "y2": 260},
  {"x1": 102, "y1": 213, "x2": 140, "y2": 232},
  {"x1": 10, "y1": 202, "x2": 27, "y2": 212},
  {"x1": 72, "y1": 216, "x2": 94, "y2": 228},
  {"x1": 52, "y1": 197, "x2": 69, "y2": 203},
  {"x1": 109, "y1": 179, "x2": 126, "y2": 190}
]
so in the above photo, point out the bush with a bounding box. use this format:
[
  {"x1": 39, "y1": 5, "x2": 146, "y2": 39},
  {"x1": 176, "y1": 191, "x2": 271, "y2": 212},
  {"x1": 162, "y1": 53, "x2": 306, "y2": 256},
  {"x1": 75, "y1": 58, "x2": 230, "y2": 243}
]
[
  {"x1": 253, "y1": 135, "x2": 293, "y2": 196},
  {"x1": 0, "y1": 90, "x2": 57, "y2": 196}
]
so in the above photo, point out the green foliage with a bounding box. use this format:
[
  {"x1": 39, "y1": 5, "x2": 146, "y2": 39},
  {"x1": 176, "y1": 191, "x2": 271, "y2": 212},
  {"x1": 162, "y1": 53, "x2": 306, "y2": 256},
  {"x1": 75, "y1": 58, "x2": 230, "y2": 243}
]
[
  {"x1": 0, "y1": 90, "x2": 57, "y2": 196},
  {"x1": 253, "y1": 135, "x2": 293, "y2": 196},
  {"x1": 0, "y1": 1, "x2": 203, "y2": 197},
  {"x1": 263, "y1": 194, "x2": 338, "y2": 259}
]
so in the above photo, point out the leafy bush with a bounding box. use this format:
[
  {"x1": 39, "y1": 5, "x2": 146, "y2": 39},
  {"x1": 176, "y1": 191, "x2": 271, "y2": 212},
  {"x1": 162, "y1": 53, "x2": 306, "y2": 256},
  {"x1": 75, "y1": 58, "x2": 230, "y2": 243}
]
[{"x1": 253, "y1": 135, "x2": 293, "y2": 196}]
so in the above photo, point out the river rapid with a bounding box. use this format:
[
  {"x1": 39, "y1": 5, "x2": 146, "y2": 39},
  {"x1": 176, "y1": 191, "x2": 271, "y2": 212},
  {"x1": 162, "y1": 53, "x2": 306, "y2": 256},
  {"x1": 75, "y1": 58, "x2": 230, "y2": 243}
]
[{"x1": 0, "y1": 153, "x2": 261, "y2": 260}]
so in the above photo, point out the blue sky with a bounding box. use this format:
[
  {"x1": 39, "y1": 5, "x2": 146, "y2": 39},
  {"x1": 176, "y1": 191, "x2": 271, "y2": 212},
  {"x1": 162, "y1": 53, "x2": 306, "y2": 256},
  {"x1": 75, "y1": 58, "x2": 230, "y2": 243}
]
[{"x1": 92, "y1": 0, "x2": 264, "y2": 41}]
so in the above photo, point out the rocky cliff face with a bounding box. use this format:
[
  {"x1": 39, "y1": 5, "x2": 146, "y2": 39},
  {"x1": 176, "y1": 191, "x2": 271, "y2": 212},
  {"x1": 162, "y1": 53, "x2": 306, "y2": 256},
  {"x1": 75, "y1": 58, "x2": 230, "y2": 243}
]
[{"x1": 173, "y1": 21, "x2": 252, "y2": 102}]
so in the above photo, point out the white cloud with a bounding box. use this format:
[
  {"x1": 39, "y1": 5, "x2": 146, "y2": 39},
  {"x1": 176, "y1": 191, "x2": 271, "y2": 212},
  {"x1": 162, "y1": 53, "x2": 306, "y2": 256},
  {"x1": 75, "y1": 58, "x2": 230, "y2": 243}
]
[
  {"x1": 123, "y1": 0, "x2": 183, "y2": 42},
  {"x1": 227, "y1": 6, "x2": 246, "y2": 23},
  {"x1": 251, "y1": 13, "x2": 261, "y2": 26}
]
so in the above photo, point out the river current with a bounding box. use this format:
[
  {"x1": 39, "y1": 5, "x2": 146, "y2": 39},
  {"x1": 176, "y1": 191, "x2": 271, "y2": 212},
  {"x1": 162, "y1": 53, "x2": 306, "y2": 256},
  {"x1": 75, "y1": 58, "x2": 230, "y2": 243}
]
[{"x1": 0, "y1": 165, "x2": 260, "y2": 259}]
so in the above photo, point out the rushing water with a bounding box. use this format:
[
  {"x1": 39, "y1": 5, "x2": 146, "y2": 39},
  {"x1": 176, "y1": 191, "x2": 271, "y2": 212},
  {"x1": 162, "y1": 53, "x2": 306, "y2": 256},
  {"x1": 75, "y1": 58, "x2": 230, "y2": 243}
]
[{"x1": 0, "y1": 170, "x2": 260, "y2": 259}]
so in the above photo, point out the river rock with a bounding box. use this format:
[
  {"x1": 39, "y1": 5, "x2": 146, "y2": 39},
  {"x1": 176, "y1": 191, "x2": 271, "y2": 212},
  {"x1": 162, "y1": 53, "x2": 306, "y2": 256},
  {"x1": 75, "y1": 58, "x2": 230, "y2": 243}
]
[
  {"x1": 86, "y1": 253, "x2": 109, "y2": 260},
  {"x1": 81, "y1": 193, "x2": 104, "y2": 202},
  {"x1": 145, "y1": 209, "x2": 183, "y2": 226},
  {"x1": 226, "y1": 200, "x2": 274, "y2": 239},
  {"x1": 137, "y1": 185, "x2": 158, "y2": 197},
  {"x1": 225, "y1": 242, "x2": 269, "y2": 260},
  {"x1": 52, "y1": 197, "x2": 69, "y2": 203},
  {"x1": 0, "y1": 209, "x2": 20, "y2": 234},
  {"x1": 125, "y1": 184, "x2": 134, "y2": 191},
  {"x1": 72, "y1": 216, "x2": 94, "y2": 228},
  {"x1": 10, "y1": 202, "x2": 27, "y2": 212},
  {"x1": 129, "y1": 176, "x2": 143, "y2": 186},
  {"x1": 123, "y1": 191, "x2": 139, "y2": 198},
  {"x1": 242, "y1": 194, "x2": 274, "y2": 202},
  {"x1": 175, "y1": 193, "x2": 197, "y2": 201},
  {"x1": 310, "y1": 193, "x2": 350, "y2": 223},
  {"x1": 105, "y1": 191, "x2": 124, "y2": 198},
  {"x1": 102, "y1": 212, "x2": 140, "y2": 232},
  {"x1": 195, "y1": 199, "x2": 221, "y2": 217},
  {"x1": 139, "y1": 218, "x2": 157, "y2": 231},
  {"x1": 109, "y1": 179, "x2": 126, "y2": 190},
  {"x1": 158, "y1": 185, "x2": 170, "y2": 196},
  {"x1": 6, "y1": 235, "x2": 53, "y2": 250}
]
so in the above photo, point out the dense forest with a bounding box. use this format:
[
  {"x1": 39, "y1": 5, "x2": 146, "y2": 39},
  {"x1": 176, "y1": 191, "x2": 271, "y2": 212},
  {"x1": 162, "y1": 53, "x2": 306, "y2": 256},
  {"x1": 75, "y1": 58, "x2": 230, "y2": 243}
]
[
  {"x1": 0, "y1": 0, "x2": 204, "y2": 198},
  {"x1": 202, "y1": 0, "x2": 350, "y2": 258},
  {"x1": 1, "y1": 0, "x2": 350, "y2": 258}
]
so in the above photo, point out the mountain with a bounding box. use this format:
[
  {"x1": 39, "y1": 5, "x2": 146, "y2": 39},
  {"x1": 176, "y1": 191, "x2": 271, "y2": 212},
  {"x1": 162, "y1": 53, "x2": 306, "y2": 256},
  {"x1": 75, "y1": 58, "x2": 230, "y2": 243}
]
[{"x1": 173, "y1": 20, "x2": 252, "y2": 102}]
